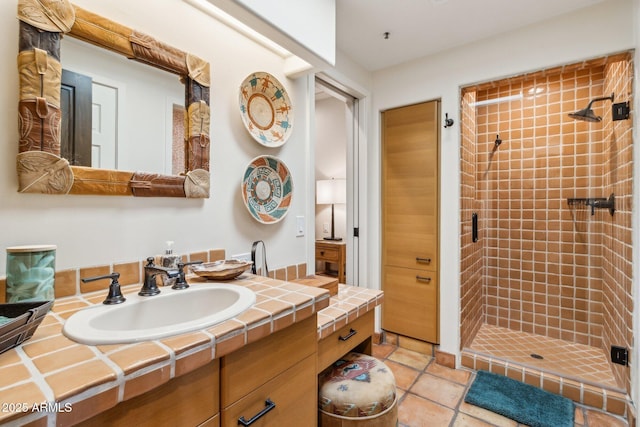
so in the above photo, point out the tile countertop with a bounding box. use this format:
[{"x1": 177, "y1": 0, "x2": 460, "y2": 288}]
[
  {"x1": 317, "y1": 284, "x2": 383, "y2": 340},
  {"x1": 0, "y1": 275, "x2": 382, "y2": 426}
]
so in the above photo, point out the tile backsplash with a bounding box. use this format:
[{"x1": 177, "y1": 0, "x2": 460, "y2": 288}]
[{"x1": 0, "y1": 249, "x2": 308, "y2": 303}]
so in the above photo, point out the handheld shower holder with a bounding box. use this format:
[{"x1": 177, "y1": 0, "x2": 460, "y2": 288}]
[{"x1": 568, "y1": 193, "x2": 615, "y2": 216}]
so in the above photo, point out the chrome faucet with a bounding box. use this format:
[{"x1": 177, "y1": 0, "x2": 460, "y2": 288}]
[{"x1": 140, "y1": 257, "x2": 179, "y2": 296}]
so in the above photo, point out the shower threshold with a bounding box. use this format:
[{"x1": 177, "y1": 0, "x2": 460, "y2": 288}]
[{"x1": 461, "y1": 323, "x2": 629, "y2": 416}]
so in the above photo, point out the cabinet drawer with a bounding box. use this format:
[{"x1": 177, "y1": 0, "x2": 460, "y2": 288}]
[
  {"x1": 384, "y1": 244, "x2": 437, "y2": 271},
  {"x1": 221, "y1": 355, "x2": 316, "y2": 427},
  {"x1": 315, "y1": 246, "x2": 339, "y2": 262},
  {"x1": 317, "y1": 309, "x2": 374, "y2": 373},
  {"x1": 382, "y1": 266, "x2": 438, "y2": 343},
  {"x1": 221, "y1": 315, "x2": 317, "y2": 406}
]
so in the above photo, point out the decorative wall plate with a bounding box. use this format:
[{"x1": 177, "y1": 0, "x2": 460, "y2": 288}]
[
  {"x1": 239, "y1": 72, "x2": 293, "y2": 147},
  {"x1": 242, "y1": 155, "x2": 293, "y2": 224}
]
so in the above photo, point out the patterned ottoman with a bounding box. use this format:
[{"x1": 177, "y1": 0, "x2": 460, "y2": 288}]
[{"x1": 318, "y1": 352, "x2": 397, "y2": 427}]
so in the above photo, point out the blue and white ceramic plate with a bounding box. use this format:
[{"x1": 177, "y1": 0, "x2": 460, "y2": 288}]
[
  {"x1": 239, "y1": 72, "x2": 293, "y2": 147},
  {"x1": 241, "y1": 155, "x2": 293, "y2": 224}
]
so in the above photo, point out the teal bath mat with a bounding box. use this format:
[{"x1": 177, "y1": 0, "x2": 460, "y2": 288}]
[{"x1": 464, "y1": 370, "x2": 574, "y2": 427}]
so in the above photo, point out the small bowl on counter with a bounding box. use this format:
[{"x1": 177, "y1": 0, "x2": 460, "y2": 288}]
[{"x1": 191, "y1": 259, "x2": 253, "y2": 280}]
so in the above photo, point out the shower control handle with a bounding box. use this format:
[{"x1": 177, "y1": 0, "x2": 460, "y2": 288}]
[
  {"x1": 416, "y1": 275, "x2": 431, "y2": 283},
  {"x1": 416, "y1": 257, "x2": 431, "y2": 264}
]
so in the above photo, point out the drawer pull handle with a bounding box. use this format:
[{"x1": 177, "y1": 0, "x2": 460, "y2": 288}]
[
  {"x1": 339, "y1": 328, "x2": 357, "y2": 341},
  {"x1": 320, "y1": 251, "x2": 325, "y2": 256},
  {"x1": 238, "y1": 399, "x2": 276, "y2": 426},
  {"x1": 416, "y1": 275, "x2": 431, "y2": 283},
  {"x1": 416, "y1": 257, "x2": 431, "y2": 264}
]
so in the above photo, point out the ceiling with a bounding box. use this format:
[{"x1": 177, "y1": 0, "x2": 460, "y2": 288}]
[{"x1": 336, "y1": 0, "x2": 608, "y2": 71}]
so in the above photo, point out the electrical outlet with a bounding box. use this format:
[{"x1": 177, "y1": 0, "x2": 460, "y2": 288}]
[
  {"x1": 612, "y1": 101, "x2": 630, "y2": 121},
  {"x1": 231, "y1": 252, "x2": 251, "y2": 262},
  {"x1": 611, "y1": 345, "x2": 628, "y2": 366},
  {"x1": 323, "y1": 223, "x2": 329, "y2": 234}
]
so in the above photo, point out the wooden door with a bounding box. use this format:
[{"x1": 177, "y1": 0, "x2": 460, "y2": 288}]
[
  {"x1": 60, "y1": 70, "x2": 118, "y2": 170},
  {"x1": 382, "y1": 101, "x2": 439, "y2": 343},
  {"x1": 60, "y1": 69, "x2": 92, "y2": 166}
]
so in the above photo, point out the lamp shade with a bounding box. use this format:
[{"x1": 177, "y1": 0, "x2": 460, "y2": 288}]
[{"x1": 316, "y1": 179, "x2": 346, "y2": 205}]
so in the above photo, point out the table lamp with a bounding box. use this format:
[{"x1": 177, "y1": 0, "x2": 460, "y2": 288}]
[{"x1": 316, "y1": 178, "x2": 346, "y2": 241}]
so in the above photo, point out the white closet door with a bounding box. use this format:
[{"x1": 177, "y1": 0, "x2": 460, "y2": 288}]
[{"x1": 91, "y1": 82, "x2": 117, "y2": 169}]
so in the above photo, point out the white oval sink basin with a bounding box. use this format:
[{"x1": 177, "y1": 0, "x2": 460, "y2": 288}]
[{"x1": 63, "y1": 283, "x2": 256, "y2": 345}]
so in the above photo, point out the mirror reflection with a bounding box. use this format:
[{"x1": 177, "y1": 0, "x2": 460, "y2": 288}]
[{"x1": 60, "y1": 37, "x2": 184, "y2": 175}]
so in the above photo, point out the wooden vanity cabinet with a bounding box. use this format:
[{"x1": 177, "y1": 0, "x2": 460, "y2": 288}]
[
  {"x1": 70, "y1": 314, "x2": 318, "y2": 427},
  {"x1": 77, "y1": 359, "x2": 219, "y2": 426},
  {"x1": 198, "y1": 414, "x2": 220, "y2": 427},
  {"x1": 75, "y1": 316, "x2": 320, "y2": 426},
  {"x1": 317, "y1": 309, "x2": 374, "y2": 373},
  {"x1": 220, "y1": 315, "x2": 318, "y2": 426},
  {"x1": 222, "y1": 355, "x2": 316, "y2": 427}
]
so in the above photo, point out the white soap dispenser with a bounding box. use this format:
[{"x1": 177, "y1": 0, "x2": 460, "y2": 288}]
[{"x1": 160, "y1": 241, "x2": 180, "y2": 286}]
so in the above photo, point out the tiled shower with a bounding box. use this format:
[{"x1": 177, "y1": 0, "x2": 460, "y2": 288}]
[{"x1": 459, "y1": 52, "x2": 634, "y2": 416}]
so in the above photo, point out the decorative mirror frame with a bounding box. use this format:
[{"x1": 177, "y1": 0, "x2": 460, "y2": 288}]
[{"x1": 16, "y1": 0, "x2": 211, "y2": 198}]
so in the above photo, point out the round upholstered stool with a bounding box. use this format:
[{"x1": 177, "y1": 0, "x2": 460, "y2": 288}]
[{"x1": 318, "y1": 352, "x2": 397, "y2": 427}]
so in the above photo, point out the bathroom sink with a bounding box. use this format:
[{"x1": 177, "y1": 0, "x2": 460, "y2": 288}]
[{"x1": 62, "y1": 283, "x2": 256, "y2": 345}]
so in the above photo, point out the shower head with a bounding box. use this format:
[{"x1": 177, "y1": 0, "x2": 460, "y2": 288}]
[
  {"x1": 568, "y1": 107, "x2": 602, "y2": 122},
  {"x1": 568, "y1": 93, "x2": 615, "y2": 122}
]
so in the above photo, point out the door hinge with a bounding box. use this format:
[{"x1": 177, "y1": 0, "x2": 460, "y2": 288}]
[{"x1": 353, "y1": 227, "x2": 359, "y2": 237}]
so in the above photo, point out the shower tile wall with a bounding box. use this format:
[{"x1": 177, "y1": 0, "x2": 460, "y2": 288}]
[
  {"x1": 459, "y1": 53, "x2": 633, "y2": 392},
  {"x1": 460, "y1": 90, "x2": 484, "y2": 349},
  {"x1": 477, "y1": 64, "x2": 607, "y2": 346},
  {"x1": 601, "y1": 59, "x2": 633, "y2": 392}
]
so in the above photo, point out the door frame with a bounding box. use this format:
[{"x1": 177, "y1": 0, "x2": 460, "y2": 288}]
[{"x1": 312, "y1": 73, "x2": 368, "y2": 287}]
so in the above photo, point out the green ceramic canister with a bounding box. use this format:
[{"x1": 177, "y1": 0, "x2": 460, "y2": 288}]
[{"x1": 6, "y1": 245, "x2": 56, "y2": 302}]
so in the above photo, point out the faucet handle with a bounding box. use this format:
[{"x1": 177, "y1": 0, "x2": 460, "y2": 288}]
[
  {"x1": 172, "y1": 260, "x2": 203, "y2": 290},
  {"x1": 81, "y1": 272, "x2": 126, "y2": 305}
]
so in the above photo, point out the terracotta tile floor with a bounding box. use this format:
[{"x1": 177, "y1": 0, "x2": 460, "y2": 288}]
[{"x1": 371, "y1": 343, "x2": 629, "y2": 427}]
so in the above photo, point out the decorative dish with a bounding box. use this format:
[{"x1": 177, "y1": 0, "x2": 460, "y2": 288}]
[
  {"x1": 191, "y1": 260, "x2": 253, "y2": 281},
  {"x1": 241, "y1": 155, "x2": 293, "y2": 224},
  {"x1": 0, "y1": 300, "x2": 53, "y2": 355},
  {"x1": 239, "y1": 72, "x2": 293, "y2": 147}
]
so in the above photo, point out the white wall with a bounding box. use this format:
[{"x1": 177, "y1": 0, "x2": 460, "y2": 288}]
[
  {"x1": 368, "y1": 0, "x2": 636, "y2": 357},
  {"x1": 1, "y1": 0, "x2": 310, "y2": 273},
  {"x1": 226, "y1": 0, "x2": 335, "y2": 66}
]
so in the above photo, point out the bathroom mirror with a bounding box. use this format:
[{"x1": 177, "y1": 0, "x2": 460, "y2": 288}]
[
  {"x1": 60, "y1": 36, "x2": 185, "y2": 174},
  {"x1": 16, "y1": 1, "x2": 211, "y2": 198}
]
